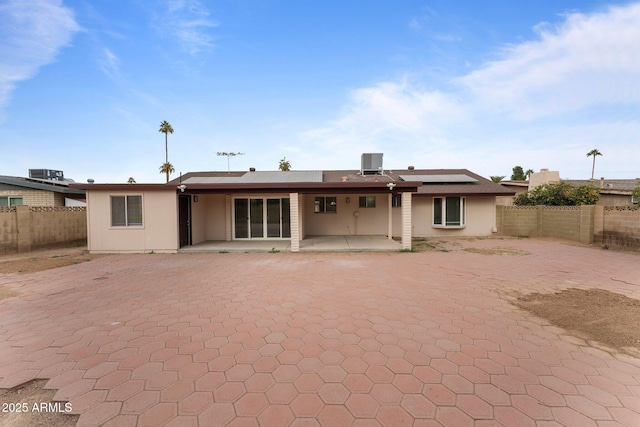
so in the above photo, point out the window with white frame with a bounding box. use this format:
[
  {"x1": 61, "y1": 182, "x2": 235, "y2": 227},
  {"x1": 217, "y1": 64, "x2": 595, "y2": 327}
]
[
  {"x1": 359, "y1": 196, "x2": 376, "y2": 208},
  {"x1": 314, "y1": 196, "x2": 337, "y2": 213},
  {"x1": 0, "y1": 196, "x2": 23, "y2": 207},
  {"x1": 433, "y1": 197, "x2": 465, "y2": 227},
  {"x1": 111, "y1": 195, "x2": 143, "y2": 226}
]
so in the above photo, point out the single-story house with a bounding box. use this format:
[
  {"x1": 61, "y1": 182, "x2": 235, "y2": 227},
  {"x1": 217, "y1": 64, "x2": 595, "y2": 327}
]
[
  {"x1": 0, "y1": 174, "x2": 86, "y2": 207},
  {"x1": 70, "y1": 155, "x2": 514, "y2": 253}
]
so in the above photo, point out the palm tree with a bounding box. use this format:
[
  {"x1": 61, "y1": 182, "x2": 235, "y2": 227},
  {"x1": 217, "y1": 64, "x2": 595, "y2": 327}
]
[
  {"x1": 525, "y1": 169, "x2": 534, "y2": 179},
  {"x1": 490, "y1": 175, "x2": 505, "y2": 183},
  {"x1": 586, "y1": 149, "x2": 602, "y2": 180},
  {"x1": 159, "y1": 162, "x2": 175, "y2": 181},
  {"x1": 159, "y1": 121, "x2": 174, "y2": 182},
  {"x1": 279, "y1": 157, "x2": 291, "y2": 171},
  {"x1": 127, "y1": 177, "x2": 136, "y2": 184}
]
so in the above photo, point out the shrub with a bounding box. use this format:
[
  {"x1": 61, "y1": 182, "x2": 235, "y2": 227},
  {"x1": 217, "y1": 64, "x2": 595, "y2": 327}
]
[{"x1": 513, "y1": 183, "x2": 600, "y2": 206}]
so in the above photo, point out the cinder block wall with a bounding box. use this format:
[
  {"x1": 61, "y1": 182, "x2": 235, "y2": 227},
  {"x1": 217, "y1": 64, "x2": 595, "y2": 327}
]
[
  {"x1": 595, "y1": 206, "x2": 640, "y2": 250},
  {"x1": 496, "y1": 205, "x2": 595, "y2": 244},
  {"x1": 496, "y1": 206, "x2": 539, "y2": 237},
  {"x1": 0, "y1": 206, "x2": 87, "y2": 253},
  {"x1": 0, "y1": 208, "x2": 18, "y2": 254},
  {"x1": 540, "y1": 206, "x2": 581, "y2": 240},
  {"x1": 30, "y1": 207, "x2": 87, "y2": 249}
]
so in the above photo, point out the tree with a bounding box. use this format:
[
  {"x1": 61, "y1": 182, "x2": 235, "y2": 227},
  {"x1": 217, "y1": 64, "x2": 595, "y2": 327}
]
[
  {"x1": 490, "y1": 175, "x2": 506, "y2": 183},
  {"x1": 127, "y1": 177, "x2": 136, "y2": 184},
  {"x1": 511, "y1": 166, "x2": 527, "y2": 181},
  {"x1": 159, "y1": 162, "x2": 175, "y2": 180},
  {"x1": 513, "y1": 183, "x2": 600, "y2": 206},
  {"x1": 632, "y1": 180, "x2": 640, "y2": 204},
  {"x1": 525, "y1": 169, "x2": 534, "y2": 179},
  {"x1": 586, "y1": 149, "x2": 602, "y2": 180},
  {"x1": 279, "y1": 157, "x2": 291, "y2": 171},
  {"x1": 159, "y1": 121, "x2": 174, "y2": 182}
]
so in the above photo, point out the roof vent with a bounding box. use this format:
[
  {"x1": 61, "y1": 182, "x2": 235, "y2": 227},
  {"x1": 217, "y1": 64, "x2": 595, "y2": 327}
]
[
  {"x1": 361, "y1": 153, "x2": 383, "y2": 175},
  {"x1": 408, "y1": 166, "x2": 415, "y2": 171}
]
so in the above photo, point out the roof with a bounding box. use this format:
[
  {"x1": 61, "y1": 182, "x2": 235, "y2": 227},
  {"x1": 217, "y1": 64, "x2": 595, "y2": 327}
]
[
  {"x1": 183, "y1": 171, "x2": 323, "y2": 184},
  {"x1": 563, "y1": 179, "x2": 639, "y2": 194},
  {"x1": 73, "y1": 168, "x2": 514, "y2": 196},
  {"x1": 0, "y1": 175, "x2": 85, "y2": 195}
]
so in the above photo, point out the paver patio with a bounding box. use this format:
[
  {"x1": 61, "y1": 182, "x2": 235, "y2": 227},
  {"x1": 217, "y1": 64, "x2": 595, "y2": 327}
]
[{"x1": 1, "y1": 238, "x2": 639, "y2": 426}]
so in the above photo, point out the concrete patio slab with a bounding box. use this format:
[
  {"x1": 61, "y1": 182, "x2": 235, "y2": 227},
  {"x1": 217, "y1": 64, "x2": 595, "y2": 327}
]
[
  {"x1": 179, "y1": 235, "x2": 402, "y2": 253},
  {"x1": 1, "y1": 237, "x2": 639, "y2": 426}
]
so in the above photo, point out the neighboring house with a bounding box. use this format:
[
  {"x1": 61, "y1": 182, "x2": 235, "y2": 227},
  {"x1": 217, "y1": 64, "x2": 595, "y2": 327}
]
[
  {"x1": 499, "y1": 168, "x2": 638, "y2": 206},
  {"x1": 0, "y1": 175, "x2": 86, "y2": 207},
  {"x1": 496, "y1": 181, "x2": 529, "y2": 206},
  {"x1": 71, "y1": 155, "x2": 514, "y2": 253},
  {"x1": 563, "y1": 178, "x2": 639, "y2": 206}
]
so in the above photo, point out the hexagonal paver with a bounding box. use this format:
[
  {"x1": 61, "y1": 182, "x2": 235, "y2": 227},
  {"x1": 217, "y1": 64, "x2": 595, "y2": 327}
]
[
  {"x1": 234, "y1": 392, "x2": 269, "y2": 417},
  {"x1": 318, "y1": 383, "x2": 350, "y2": 404},
  {"x1": 291, "y1": 394, "x2": 325, "y2": 417},
  {"x1": 345, "y1": 393, "x2": 380, "y2": 418}
]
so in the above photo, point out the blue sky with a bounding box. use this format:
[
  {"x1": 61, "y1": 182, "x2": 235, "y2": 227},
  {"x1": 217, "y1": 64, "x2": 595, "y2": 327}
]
[{"x1": 1, "y1": 0, "x2": 639, "y2": 183}]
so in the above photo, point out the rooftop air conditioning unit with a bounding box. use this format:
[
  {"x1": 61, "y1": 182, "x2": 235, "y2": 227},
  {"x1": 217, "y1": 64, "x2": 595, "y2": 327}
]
[
  {"x1": 29, "y1": 169, "x2": 64, "y2": 181},
  {"x1": 361, "y1": 153, "x2": 383, "y2": 175}
]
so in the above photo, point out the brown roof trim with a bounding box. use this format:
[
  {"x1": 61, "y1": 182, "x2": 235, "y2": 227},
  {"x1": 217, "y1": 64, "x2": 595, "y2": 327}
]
[
  {"x1": 70, "y1": 183, "x2": 172, "y2": 191},
  {"x1": 71, "y1": 182, "x2": 421, "y2": 193}
]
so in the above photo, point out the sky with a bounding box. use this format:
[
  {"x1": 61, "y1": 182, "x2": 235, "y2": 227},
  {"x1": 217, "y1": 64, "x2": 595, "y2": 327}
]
[{"x1": 1, "y1": 0, "x2": 639, "y2": 184}]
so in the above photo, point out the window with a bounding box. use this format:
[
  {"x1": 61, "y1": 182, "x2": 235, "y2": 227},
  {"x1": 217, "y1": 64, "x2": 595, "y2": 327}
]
[
  {"x1": 433, "y1": 197, "x2": 465, "y2": 227},
  {"x1": 392, "y1": 195, "x2": 402, "y2": 207},
  {"x1": 359, "y1": 196, "x2": 376, "y2": 208},
  {"x1": 0, "y1": 196, "x2": 23, "y2": 207},
  {"x1": 111, "y1": 195, "x2": 143, "y2": 226},
  {"x1": 315, "y1": 196, "x2": 337, "y2": 213}
]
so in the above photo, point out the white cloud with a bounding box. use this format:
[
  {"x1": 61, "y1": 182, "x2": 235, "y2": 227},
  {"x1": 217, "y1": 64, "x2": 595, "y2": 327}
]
[
  {"x1": 298, "y1": 3, "x2": 640, "y2": 179},
  {"x1": 0, "y1": 0, "x2": 80, "y2": 109},
  {"x1": 98, "y1": 48, "x2": 120, "y2": 80},
  {"x1": 459, "y1": 3, "x2": 640, "y2": 118},
  {"x1": 153, "y1": 0, "x2": 217, "y2": 56}
]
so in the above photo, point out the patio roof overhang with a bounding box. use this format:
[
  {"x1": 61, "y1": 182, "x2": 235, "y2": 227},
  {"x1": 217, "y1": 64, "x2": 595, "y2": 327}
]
[
  {"x1": 70, "y1": 181, "x2": 422, "y2": 195},
  {"x1": 175, "y1": 181, "x2": 422, "y2": 195}
]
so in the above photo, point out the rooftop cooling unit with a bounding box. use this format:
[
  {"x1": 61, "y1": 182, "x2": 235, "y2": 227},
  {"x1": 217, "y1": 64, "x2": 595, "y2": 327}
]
[
  {"x1": 361, "y1": 153, "x2": 383, "y2": 175},
  {"x1": 29, "y1": 169, "x2": 65, "y2": 181}
]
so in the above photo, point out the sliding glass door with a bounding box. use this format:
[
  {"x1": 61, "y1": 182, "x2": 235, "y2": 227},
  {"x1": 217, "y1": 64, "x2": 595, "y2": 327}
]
[{"x1": 234, "y1": 197, "x2": 291, "y2": 239}]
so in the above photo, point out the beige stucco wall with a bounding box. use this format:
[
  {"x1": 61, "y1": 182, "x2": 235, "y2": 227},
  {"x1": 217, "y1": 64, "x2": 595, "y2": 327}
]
[
  {"x1": 303, "y1": 194, "x2": 392, "y2": 236},
  {"x1": 86, "y1": 190, "x2": 178, "y2": 253},
  {"x1": 409, "y1": 196, "x2": 497, "y2": 237},
  {"x1": 190, "y1": 194, "x2": 227, "y2": 244}
]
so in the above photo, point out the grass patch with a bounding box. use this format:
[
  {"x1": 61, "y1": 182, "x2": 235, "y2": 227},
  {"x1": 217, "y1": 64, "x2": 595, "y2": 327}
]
[{"x1": 464, "y1": 247, "x2": 529, "y2": 256}]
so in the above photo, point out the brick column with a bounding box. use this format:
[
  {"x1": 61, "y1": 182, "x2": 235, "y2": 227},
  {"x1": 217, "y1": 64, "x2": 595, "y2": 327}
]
[
  {"x1": 580, "y1": 205, "x2": 595, "y2": 244},
  {"x1": 401, "y1": 192, "x2": 412, "y2": 250}
]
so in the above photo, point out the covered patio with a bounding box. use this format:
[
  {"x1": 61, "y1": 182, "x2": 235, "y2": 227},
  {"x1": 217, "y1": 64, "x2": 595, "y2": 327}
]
[{"x1": 178, "y1": 235, "x2": 403, "y2": 253}]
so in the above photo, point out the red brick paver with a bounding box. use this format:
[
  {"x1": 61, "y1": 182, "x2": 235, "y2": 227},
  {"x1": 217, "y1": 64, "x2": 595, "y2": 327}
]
[{"x1": 1, "y1": 238, "x2": 639, "y2": 426}]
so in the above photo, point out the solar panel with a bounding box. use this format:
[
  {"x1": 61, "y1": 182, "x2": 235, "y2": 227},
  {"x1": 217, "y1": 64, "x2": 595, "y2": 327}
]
[
  {"x1": 183, "y1": 171, "x2": 323, "y2": 184},
  {"x1": 399, "y1": 174, "x2": 478, "y2": 183}
]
